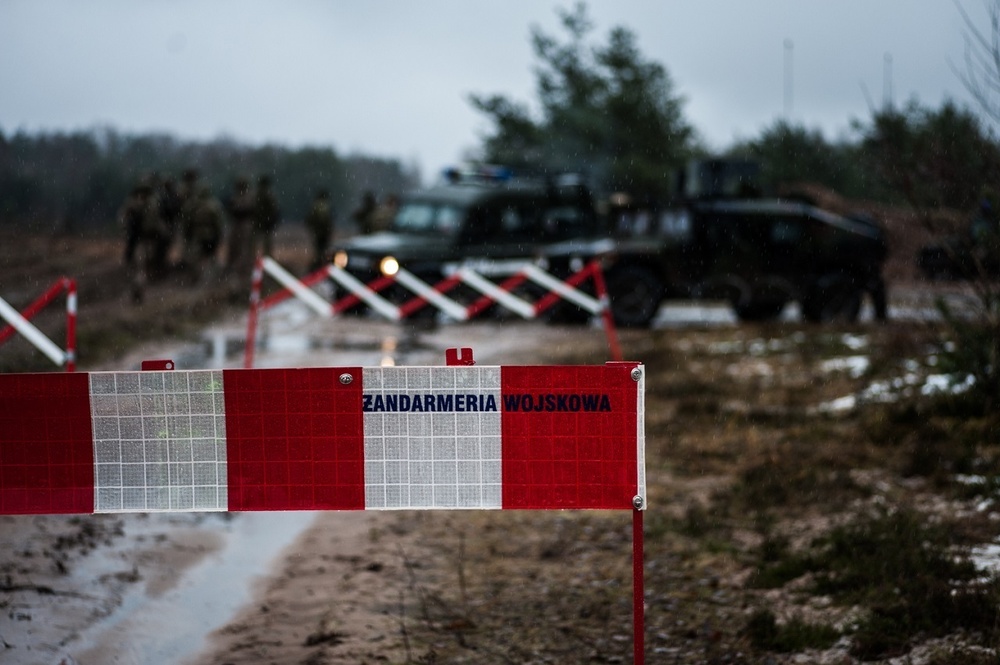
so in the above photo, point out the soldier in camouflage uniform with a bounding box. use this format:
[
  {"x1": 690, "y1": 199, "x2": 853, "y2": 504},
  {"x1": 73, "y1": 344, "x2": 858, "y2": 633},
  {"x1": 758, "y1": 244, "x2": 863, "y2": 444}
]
[
  {"x1": 157, "y1": 176, "x2": 183, "y2": 272},
  {"x1": 118, "y1": 184, "x2": 145, "y2": 267},
  {"x1": 173, "y1": 168, "x2": 200, "y2": 269},
  {"x1": 183, "y1": 185, "x2": 225, "y2": 284},
  {"x1": 304, "y1": 188, "x2": 334, "y2": 269},
  {"x1": 129, "y1": 177, "x2": 169, "y2": 303},
  {"x1": 225, "y1": 175, "x2": 256, "y2": 275},
  {"x1": 251, "y1": 175, "x2": 281, "y2": 258}
]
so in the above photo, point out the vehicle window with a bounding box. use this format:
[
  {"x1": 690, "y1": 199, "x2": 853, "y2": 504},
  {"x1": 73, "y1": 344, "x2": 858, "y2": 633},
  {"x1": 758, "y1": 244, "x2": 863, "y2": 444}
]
[
  {"x1": 542, "y1": 205, "x2": 588, "y2": 237},
  {"x1": 392, "y1": 202, "x2": 464, "y2": 236},
  {"x1": 501, "y1": 206, "x2": 524, "y2": 232},
  {"x1": 659, "y1": 210, "x2": 691, "y2": 240}
]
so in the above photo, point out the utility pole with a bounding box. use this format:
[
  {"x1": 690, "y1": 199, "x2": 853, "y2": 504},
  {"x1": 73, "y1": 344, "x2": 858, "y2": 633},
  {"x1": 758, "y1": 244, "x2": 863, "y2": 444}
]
[
  {"x1": 784, "y1": 39, "x2": 794, "y2": 120},
  {"x1": 883, "y1": 52, "x2": 893, "y2": 110}
]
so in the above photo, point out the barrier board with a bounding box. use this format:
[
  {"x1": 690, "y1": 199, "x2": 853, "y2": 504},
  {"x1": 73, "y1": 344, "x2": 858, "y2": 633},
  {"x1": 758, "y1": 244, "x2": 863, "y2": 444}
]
[
  {"x1": 0, "y1": 359, "x2": 645, "y2": 515},
  {"x1": 0, "y1": 352, "x2": 647, "y2": 663}
]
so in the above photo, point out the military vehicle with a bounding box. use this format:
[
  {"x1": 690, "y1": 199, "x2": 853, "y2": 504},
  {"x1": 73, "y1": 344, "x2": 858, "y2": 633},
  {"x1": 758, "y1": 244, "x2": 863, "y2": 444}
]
[
  {"x1": 331, "y1": 160, "x2": 888, "y2": 327},
  {"x1": 917, "y1": 203, "x2": 1000, "y2": 280},
  {"x1": 331, "y1": 165, "x2": 600, "y2": 303}
]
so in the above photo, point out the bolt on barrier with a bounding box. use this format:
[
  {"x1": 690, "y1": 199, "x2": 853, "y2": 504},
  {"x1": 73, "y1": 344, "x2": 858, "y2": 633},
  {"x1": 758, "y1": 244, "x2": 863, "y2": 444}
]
[
  {"x1": 0, "y1": 276, "x2": 77, "y2": 371},
  {"x1": 245, "y1": 255, "x2": 622, "y2": 368},
  {"x1": 0, "y1": 348, "x2": 647, "y2": 663}
]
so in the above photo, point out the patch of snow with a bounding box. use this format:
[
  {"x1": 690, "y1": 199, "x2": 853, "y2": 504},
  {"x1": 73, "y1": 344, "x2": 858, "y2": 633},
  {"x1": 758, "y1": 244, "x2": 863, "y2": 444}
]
[{"x1": 820, "y1": 355, "x2": 870, "y2": 378}]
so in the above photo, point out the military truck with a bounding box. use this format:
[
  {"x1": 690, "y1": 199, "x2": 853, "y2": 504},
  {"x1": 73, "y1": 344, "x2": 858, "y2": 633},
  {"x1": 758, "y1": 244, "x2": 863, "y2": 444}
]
[
  {"x1": 917, "y1": 202, "x2": 1000, "y2": 280},
  {"x1": 331, "y1": 161, "x2": 888, "y2": 327}
]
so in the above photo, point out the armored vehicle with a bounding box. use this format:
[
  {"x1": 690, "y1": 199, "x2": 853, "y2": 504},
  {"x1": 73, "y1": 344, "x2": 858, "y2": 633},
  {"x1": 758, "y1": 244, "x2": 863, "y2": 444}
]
[
  {"x1": 917, "y1": 203, "x2": 1000, "y2": 280},
  {"x1": 331, "y1": 165, "x2": 600, "y2": 299},
  {"x1": 565, "y1": 198, "x2": 888, "y2": 326}
]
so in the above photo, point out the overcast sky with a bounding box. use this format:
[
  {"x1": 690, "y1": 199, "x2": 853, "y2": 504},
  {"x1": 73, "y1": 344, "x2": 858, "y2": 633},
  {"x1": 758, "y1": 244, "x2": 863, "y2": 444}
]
[{"x1": 0, "y1": 1, "x2": 991, "y2": 181}]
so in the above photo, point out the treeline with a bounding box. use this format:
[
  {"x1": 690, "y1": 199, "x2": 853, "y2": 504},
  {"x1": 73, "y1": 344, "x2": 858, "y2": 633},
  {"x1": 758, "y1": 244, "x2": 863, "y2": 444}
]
[
  {"x1": 0, "y1": 127, "x2": 421, "y2": 232},
  {"x1": 471, "y1": 3, "x2": 1000, "y2": 212}
]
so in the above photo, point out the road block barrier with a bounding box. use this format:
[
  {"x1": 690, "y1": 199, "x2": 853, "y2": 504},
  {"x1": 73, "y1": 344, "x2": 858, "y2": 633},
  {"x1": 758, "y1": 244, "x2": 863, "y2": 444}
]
[
  {"x1": 245, "y1": 256, "x2": 622, "y2": 368},
  {"x1": 0, "y1": 351, "x2": 647, "y2": 662},
  {"x1": 0, "y1": 276, "x2": 77, "y2": 371}
]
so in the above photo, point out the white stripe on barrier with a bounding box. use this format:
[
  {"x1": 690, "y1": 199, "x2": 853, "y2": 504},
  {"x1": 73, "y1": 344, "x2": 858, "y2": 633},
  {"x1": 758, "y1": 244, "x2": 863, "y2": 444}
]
[
  {"x1": 361, "y1": 365, "x2": 503, "y2": 509},
  {"x1": 456, "y1": 267, "x2": 537, "y2": 319},
  {"x1": 90, "y1": 370, "x2": 229, "y2": 513},
  {"x1": 521, "y1": 264, "x2": 602, "y2": 314},
  {"x1": 262, "y1": 257, "x2": 333, "y2": 318},
  {"x1": 325, "y1": 264, "x2": 402, "y2": 320},
  {"x1": 393, "y1": 267, "x2": 470, "y2": 321},
  {"x1": 0, "y1": 295, "x2": 67, "y2": 366}
]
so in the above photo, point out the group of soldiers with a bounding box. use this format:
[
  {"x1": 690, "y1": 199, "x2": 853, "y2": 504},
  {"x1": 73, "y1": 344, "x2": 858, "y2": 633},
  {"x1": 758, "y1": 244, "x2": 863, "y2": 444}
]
[
  {"x1": 120, "y1": 172, "x2": 398, "y2": 302},
  {"x1": 119, "y1": 170, "x2": 281, "y2": 302}
]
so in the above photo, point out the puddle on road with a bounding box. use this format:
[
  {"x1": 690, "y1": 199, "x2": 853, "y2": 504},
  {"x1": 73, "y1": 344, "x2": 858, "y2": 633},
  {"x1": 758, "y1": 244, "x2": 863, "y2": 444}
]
[{"x1": 63, "y1": 511, "x2": 318, "y2": 664}]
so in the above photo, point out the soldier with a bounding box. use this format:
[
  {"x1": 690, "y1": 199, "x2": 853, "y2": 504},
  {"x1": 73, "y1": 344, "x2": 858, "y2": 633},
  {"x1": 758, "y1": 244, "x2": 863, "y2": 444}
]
[
  {"x1": 225, "y1": 175, "x2": 256, "y2": 275},
  {"x1": 304, "y1": 188, "x2": 334, "y2": 269},
  {"x1": 157, "y1": 176, "x2": 183, "y2": 271},
  {"x1": 183, "y1": 185, "x2": 225, "y2": 284},
  {"x1": 172, "y1": 168, "x2": 200, "y2": 268},
  {"x1": 130, "y1": 177, "x2": 169, "y2": 303},
  {"x1": 370, "y1": 193, "x2": 399, "y2": 233},
  {"x1": 118, "y1": 184, "x2": 144, "y2": 266},
  {"x1": 251, "y1": 175, "x2": 281, "y2": 258},
  {"x1": 351, "y1": 190, "x2": 377, "y2": 235}
]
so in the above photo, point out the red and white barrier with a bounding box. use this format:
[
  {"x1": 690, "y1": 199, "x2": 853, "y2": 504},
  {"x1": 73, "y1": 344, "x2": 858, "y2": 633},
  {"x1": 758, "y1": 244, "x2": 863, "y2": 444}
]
[
  {"x1": 0, "y1": 356, "x2": 644, "y2": 516},
  {"x1": 0, "y1": 351, "x2": 647, "y2": 662},
  {"x1": 0, "y1": 276, "x2": 77, "y2": 371},
  {"x1": 245, "y1": 256, "x2": 622, "y2": 368}
]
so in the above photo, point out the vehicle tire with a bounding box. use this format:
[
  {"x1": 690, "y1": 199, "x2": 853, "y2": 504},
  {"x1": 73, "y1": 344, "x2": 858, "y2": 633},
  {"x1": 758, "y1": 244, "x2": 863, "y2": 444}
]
[
  {"x1": 606, "y1": 265, "x2": 664, "y2": 328},
  {"x1": 732, "y1": 278, "x2": 791, "y2": 322},
  {"x1": 801, "y1": 276, "x2": 862, "y2": 323}
]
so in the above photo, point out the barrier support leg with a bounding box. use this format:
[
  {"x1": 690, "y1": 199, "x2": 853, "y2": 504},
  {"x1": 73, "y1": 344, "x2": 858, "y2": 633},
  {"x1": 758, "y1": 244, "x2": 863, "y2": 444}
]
[
  {"x1": 633, "y1": 506, "x2": 645, "y2": 665},
  {"x1": 65, "y1": 279, "x2": 77, "y2": 372},
  {"x1": 589, "y1": 261, "x2": 623, "y2": 362},
  {"x1": 244, "y1": 256, "x2": 264, "y2": 369}
]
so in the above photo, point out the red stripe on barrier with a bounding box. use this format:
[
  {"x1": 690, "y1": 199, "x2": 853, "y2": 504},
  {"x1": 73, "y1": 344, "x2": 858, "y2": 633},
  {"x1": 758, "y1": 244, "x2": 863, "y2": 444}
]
[
  {"x1": 397, "y1": 274, "x2": 464, "y2": 318},
  {"x1": 260, "y1": 265, "x2": 332, "y2": 310},
  {"x1": 465, "y1": 272, "x2": 529, "y2": 320},
  {"x1": 222, "y1": 368, "x2": 366, "y2": 511},
  {"x1": 531, "y1": 262, "x2": 597, "y2": 316},
  {"x1": 0, "y1": 373, "x2": 94, "y2": 514},
  {"x1": 0, "y1": 277, "x2": 70, "y2": 346},
  {"x1": 331, "y1": 274, "x2": 396, "y2": 314},
  {"x1": 500, "y1": 365, "x2": 638, "y2": 510}
]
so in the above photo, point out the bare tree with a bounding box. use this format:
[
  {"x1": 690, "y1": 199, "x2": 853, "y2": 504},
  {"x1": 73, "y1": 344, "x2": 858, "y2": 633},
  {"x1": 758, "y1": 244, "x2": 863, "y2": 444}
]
[{"x1": 955, "y1": 0, "x2": 1000, "y2": 125}]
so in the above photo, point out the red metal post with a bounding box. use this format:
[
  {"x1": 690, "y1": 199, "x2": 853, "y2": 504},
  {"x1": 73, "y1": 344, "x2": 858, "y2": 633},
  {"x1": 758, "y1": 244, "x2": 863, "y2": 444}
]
[
  {"x1": 244, "y1": 257, "x2": 264, "y2": 369},
  {"x1": 634, "y1": 506, "x2": 645, "y2": 665},
  {"x1": 589, "y1": 260, "x2": 623, "y2": 362},
  {"x1": 65, "y1": 278, "x2": 77, "y2": 372}
]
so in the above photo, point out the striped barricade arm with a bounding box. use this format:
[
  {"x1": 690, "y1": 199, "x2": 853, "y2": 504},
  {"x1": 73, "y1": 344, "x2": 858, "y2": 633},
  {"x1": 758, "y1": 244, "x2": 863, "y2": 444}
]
[{"x1": 0, "y1": 362, "x2": 645, "y2": 515}]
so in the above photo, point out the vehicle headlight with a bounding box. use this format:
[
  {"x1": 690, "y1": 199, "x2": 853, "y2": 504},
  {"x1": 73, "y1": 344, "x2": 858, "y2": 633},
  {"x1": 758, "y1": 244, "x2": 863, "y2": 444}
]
[
  {"x1": 333, "y1": 250, "x2": 350, "y2": 269},
  {"x1": 380, "y1": 256, "x2": 399, "y2": 276}
]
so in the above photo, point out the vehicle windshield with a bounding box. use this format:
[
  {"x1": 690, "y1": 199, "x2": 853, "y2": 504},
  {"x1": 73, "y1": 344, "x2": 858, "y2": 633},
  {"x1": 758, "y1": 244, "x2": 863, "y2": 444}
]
[{"x1": 391, "y1": 201, "x2": 464, "y2": 236}]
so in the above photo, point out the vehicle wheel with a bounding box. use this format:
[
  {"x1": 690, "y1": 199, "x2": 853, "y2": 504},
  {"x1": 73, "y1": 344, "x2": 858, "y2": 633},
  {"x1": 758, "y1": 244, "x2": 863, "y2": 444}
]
[
  {"x1": 607, "y1": 265, "x2": 664, "y2": 328},
  {"x1": 801, "y1": 276, "x2": 862, "y2": 323},
  {"x1": 732, "y1": 279, "x2": 791, "y2": 322}
]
